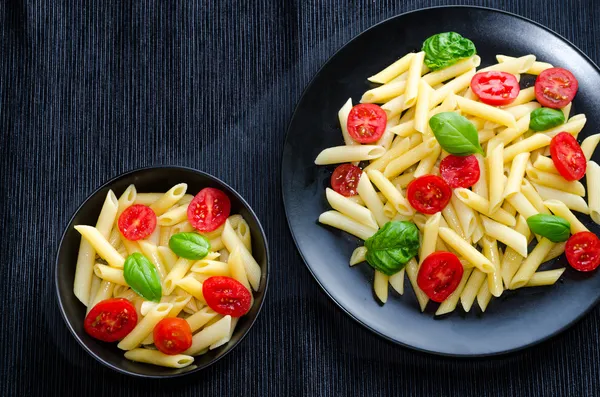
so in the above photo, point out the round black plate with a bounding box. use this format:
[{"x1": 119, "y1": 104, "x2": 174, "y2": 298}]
[{"x1": 282, "y1": 6, "x2": 600, "y2": 356}]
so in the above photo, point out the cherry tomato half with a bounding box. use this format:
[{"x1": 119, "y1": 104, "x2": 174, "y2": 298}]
[
  {"x1": 550, "y1": 132, "x2": 586, "y2": 181},
  {"x1": 470, "y1": 71, "x2": 520, "y2": 106},
  {"x1": 439, "y1": 154, "x2": 480, "y2": 188},
  {"x1": 153, "y1": 318, "x2": 193, "y2": 355},
  {"x1": 187, "y1": 188, "x2": 231, "y2": 232},
  {"x1": 535, "y1": 67, "x2": 578, "y2": 109},
  {"x1": 118, "y1": 204, "x2": 157, "y2": 241},
  {"x1": 406, "y1": 175, "x2": 452, "y2": 214},
  {"x1": 84, "y1": 298, "x2": 138, "y2": 342},
  {"x1": 331, "y1": 164, "x2": 362, "y2": 197},
  {"x1": 202, "y1": 276, "x2": 252, "y2": 317},
  {"x1": 565, "y1": 232, "x2": 600, "y2": 272},
  {"x1": 346, "y1": 103, "x2": 387, "y2": 143},
  {"x1": 417, "y1": 252, "x2": 464, "y2": 302}
]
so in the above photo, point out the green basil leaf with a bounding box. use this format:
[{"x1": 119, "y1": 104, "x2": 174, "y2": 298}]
[
  {"x1": 124, "y1": 253, "x2": 162, "y2": 302},
  {"x1": 365, "y1": 221, "x2": 420, "y2": 276},
  {"x1": 422, "y1": 32, "x2": 477, "y2": 71},
  {"x1": 429, "y1": 112, "x2": 484, "y2": 156},
  {"x1": 529, "y1": 107, "x2": 565, "y2": 131},
  {"x1": 169, "y1": 232, "x2": 211, "y2": 260},
  {"x1": 526, "y1": 214, "x2": 571, "y2": 242}
]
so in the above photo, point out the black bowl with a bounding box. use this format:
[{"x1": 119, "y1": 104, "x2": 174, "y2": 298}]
[{"x1": 55, "y1": 166, "x2": 269, "y2": 378}]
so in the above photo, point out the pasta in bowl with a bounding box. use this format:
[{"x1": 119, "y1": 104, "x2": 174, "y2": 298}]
[
  {"x1": 314, "y1": 31, "x2": 600, "y2": 315},
  {"x1": 55, "y1": 167, "x2": 269, "y2": 378}
]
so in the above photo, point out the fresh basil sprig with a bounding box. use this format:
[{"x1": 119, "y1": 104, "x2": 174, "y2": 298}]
[
  {"x1": 365, "y1": 221, "x2": 420, "y2": 276},
  {"x1": 526, "y1": 214, "x2": 571, "y2": 242},
  {"x1": 169, "y1": 232, "x2": 211, "y2": 260},
  {"x1": 124, "y1": 253, "x2": 162, "y2": 302},
  {"x1": 422, "y1": 32, "x2": 476, "y2": 71},
  {"x1": 429, "y1": 112, "x2": 484, "y2": 156},
  {"x1": 529, "y1": 107, "x2": 565, "y2": 131}
]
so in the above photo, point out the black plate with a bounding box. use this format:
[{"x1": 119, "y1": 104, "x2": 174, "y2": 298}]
[
  {"x1": 56, "y1": 166, "x2": 269, "y2": 377},
  {"x1": 282, "y1": 6, "x2": 600, "y2": 356}
]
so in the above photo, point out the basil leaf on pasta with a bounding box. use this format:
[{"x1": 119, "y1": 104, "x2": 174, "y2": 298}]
[
  {"x1": 123, "y1": 253, "x2": 162, "y2": 302},
  {"x1": 422, "y1": 32, "x2": 477, "y2": 71},
  {"x1": 365, "y1": 221, "x2": 420, "y2": 276},
  {"x1": 169, "y1": 232, "x2": 211, "y2": 260},
  {"x1": 527, "y1": 214, "x2": 571, "y2": 242},
  {"x1": 529, "y1": 107, "x2": 565, "y2": 131},
  {"x1": 429, "y1": 112, "x2": 484, "y2": 156}
]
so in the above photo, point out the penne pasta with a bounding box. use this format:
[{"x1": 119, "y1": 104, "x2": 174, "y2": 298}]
[
  {"x1": 587, "y1": 161, "x2": 600, "y2": 224},
  {"x1": 314, "y1": 145, "x2": 385, "y2": 165},
  {"x1": 438, "y1": 227, "x2": 494, "y2": 273}
]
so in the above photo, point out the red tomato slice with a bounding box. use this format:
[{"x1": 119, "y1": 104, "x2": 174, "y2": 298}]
[
  {"x1": 406, "y1": 175, "x2": 452, "y2": 214},
  {"x1": 331, "y1": 164, "x2": 362, "y2": 197},
  {"x1": 187, "y1": 188, "x2": 231, "y2": 232},
  {"x1": 439, "y1": 155, "x2": 480, "y2": 188},
  {"x1": 84, "y1": 298, "x2": 138, "y2": 342},
  {"x1": 470, "y1": 71, "x2": 520, "y2": 106},
  {"x1": 417, "y1": 252, "x2": 464, "y2": 302},
  {"x1": 202, "y1": 276, "x2": 252, "y2": 317},
  {"x1": 153, "y1": 318, "x2": 193, "y2": 355},
  {"x1": 550, "y1": 132, "x2": 586, "y2": 181},
  {"x1": 566, "y1": 232, "x2": 600, "y2": 272},
  {"x1": 535, "y1": 67, "x2": 578, "y2": 109},
  {"x1": 346, "y1": 103, "x2": 387, "y2": 143},
  {"x1": 118, "y1": 204, "x2": 157, "y2": 241}
]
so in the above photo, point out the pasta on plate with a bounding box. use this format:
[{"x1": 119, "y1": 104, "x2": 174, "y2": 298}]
[
  {"x1": 315, "y1": 31, "x2": 600, "y2": 315},
  {"x1": 73, "y1": 183, "x2": 261, "y2": 368}
]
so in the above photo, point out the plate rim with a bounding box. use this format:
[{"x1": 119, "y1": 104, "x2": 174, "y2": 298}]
[{"x1": 281, "y1": 5, "x2": 600, "y2": 357}]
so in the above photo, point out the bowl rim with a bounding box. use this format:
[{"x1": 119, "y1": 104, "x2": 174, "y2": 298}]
[{"x1": 54, "y1": 165, "x2": 270, "y2": 378}]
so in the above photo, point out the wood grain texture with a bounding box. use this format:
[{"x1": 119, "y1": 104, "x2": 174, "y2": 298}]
[{"x1": 1, "y1": 0, "x2": 599, "y2": 396}]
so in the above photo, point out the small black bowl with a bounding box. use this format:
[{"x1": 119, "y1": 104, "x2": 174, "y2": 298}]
[{"x1": 55, "y1": 166, "x2": 269, "y2": 378}]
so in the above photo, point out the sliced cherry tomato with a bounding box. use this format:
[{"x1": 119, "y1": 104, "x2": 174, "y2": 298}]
[
  {"x1": 118, "y1": 204, "x2": 157, "y2": 241},
  {"x1": 439, "y1": 155, "x2": 480, "y2": 188},
  {"x1": 331, "y1": 164, "x2": 362, "y2": 197},
  {"x1": 202, "y1": 276, "x2": 252, "y2": 317},
  {"x1": 187, "y1": 188, "x2": 231, "y2": 232},
  {"x1": 417, "y1": 252, "x2": 464, "y2": 302},
  {"x1": 470, "y1": 71, "x2": 520, "y2": 106},
  {"x1": 346, "y1": 103, "x2": 387, "y2": 143},
  {"x1": 406, "y1": 175, "x2": 452, "y2": 214},
  {"x1": 550, "y1": 132, "x2": 586, "y2": 181},
  {"x1": 535, "y1": 67, "x2": 578, "y2": 109},
  {"x1": 565, "y1": 232, "x2": 600, "y2": 272},
  {"x1": 84, "y1": 298, "x2": 138, "y2": 342},
  {"x1": 153, "y1": 318, "x2": 193, "y2": 355}
]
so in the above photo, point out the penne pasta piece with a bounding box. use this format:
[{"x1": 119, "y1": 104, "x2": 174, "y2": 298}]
[
  {"x1": 318, "y1": 211, "x2": 377, "y2": 241},
  {"x1": 422, "y1": 56, "x2": 481, "y2": 87},
  {"x1": 357, "y1": 172, "x2": 388, "y2": 227},
  {"x1": 93, "y1": 264, "x2": 127, "y2": 286},
  {"x1": 531, "y1": 183, "x2": 589, "y2": 214},
  {"x1": 429, "y1": 69, "x2": 476, "y2": 108},
  {"x1": 441, "y1": 202, "x2": 466, "y2": 241},
  {"x1": 413, "y1": 143, "x2": 442, "y2": 178},
  {"x1": 368, "y1": 53, "x2": 414, "y2": 84},
  {"x1": 503, "y1": 87, "x2": 536, "y2": 108},
  {"x1": 505, "y1": 102, "x2": 540, "y2": 119},
  {"x1": 581, "y1": 134, "x2": 600, "y2": 160},
  {"x1": 453, "y1": 189, "x2": 516, "y2": 226},
  {"x1": 125, "y1": 349, "x2": 194, "y2": 369},
  {"x1": 150, "y1": 184, "x2": 188, "y2": 216},
  {"x1": 455, "y1": 95, "x2": 517, "y2": 128},
  {"x1": 414, "y1": 80, "x2": 434, "y2": 133},
  {"x1": 403, "y1": 51, "x2": 425, "y2": 109},
  {"x1": 362, "y1": 81, "x2": 407, "y2": 104},
  {"x1": 509, "y1": 238, "x2": 555, "y2": 289},
  {"x1": 221, "y1": 220, "x2": 261, "y2": 291},
  {"x1": 481, "y1": 216, "x2": 528, "y2": 258},
  {"x1": 377, "y1": 115, "x2": 401, "y2": 150},
  {"x1": 496, "y1": 55, "x2": 551, "y2": 75},
  {"x1": 587, "y1": 161, "x2": 600, "y2": 224},
  {"x1": 520, "y1": 179, "x2": 552, "y2": 215},
  {"x1": 382, "y1": 95, "x2": 406, "y2": 119},
  {"x1": 495, "y1": 114, "x2": 531, "y2": 146},
  {"x1": 420, "y1": 213, "x2": 441, "y2": 263},
  {"x1": 157, "y1": 204, "x2": 190, "y2": 226},
  {"x1": 364, "y1": 137, "x2": 411, "y2": 173},
  {"x1": 185, "y1": 315, "x2": 232, "y2": 355},
  {"x1": 525, "y1": 268, "x2": 566, "y2": 288},
  {"x1": 526, "y1": 167, "x2": 585, "y2": 196},
  {"x1": 480, "y1": 55, "x2": 536, "y2": 74},
  {"x1": 472, "y1": 153, "x2": 488, "y2": 200},
  {"x1": 438, "y1": 227, "x2": 494, "y2": 273},
  {"x1": 138, "y1": 240, "x2": 168, "y2": 280},
  {"x1": 506, "y1": 192, "x2": 538, "y2": 219},
  {"x1": 460, "y1": 269, "x2": 487, "y2": 312},
  {"x1": 450, "y1": 194, "x2": 476, "y2": 240},
  {"x1": 436, "y1": 268, "x2": 473, "y2": 316},
  {"x1": 383, "y1": 138, "x2": 438, "y2": 179},
  {"x1": 366, "y1": 171, "x2": 414, "y2": 217},
  {"x1": 503, "y1": 134, "x2": 551, "y2": 163},
  {"x1": 476, "y1": 279, "x2": 493, "y2": 312},
  {"x1": 481, "y1": 236, "x2": 503, "y2": 297},
  {"x1": 118, "y1": 303, "x2": 173, "y2": 350},
  {"x1": 339, "y1": 98, "x2": 359, "y2": 146},
  {"x1": 487, "y1": 141, "x2": 505, "y2": 213},
  {"x1": 500, "y1": 216, "x2": 531, "y2": 286},
  {"x1": 389, "y1": 269, "x2": 405, "y2": 295},
  {"x1": 326, "y1": 188, "x2": 379, "y2": 229},
  {"x1": 349, "y1": 246, "x2": 367, "y2": 266},
  {"x1": 314, "y1": 145, "x2": 385, "y2": 165},
  {"x1": 543, "y1": 242, "x2": 566, "y2": 262},
  {"x1": 504, "y1": 152, "x2": 529, "y2": 198},
  {"x1": 134, "y1": 192, "x2": 163, "y2": 206},
  {"x1": 75, "y1": 226, "x2": 126, "y2": 269},
  {"x1": 373, "y1": 271, "x2": 389, "y2": 303},
  {"x1": 405, "y1": 258, "x2": 428, "y2": 312},
  {"x1": 532, "y1": 155, "x2": 559, "y2": 174}
]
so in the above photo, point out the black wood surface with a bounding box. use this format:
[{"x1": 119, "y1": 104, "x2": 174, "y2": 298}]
[{"x1": 1, "y1": 1, "x2": 599, "y2": 396}]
